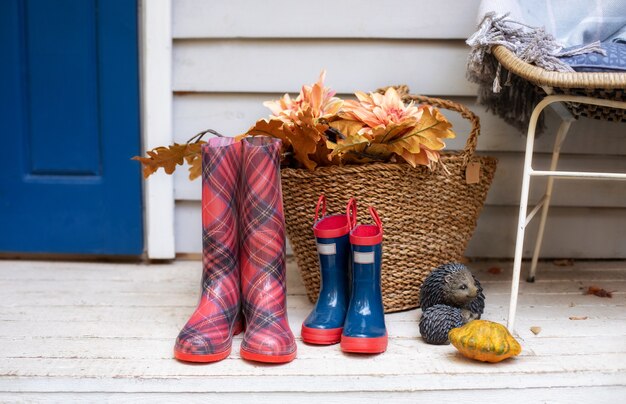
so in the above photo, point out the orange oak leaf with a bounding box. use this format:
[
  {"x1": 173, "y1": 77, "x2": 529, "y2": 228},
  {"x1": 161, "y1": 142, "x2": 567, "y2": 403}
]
[
  {"x1": 245, "y1": 119, "x2": 291, "y2": 151},
  {"x1": 132, "y1": 142, "x2": 205, "y2": 179},
  {"x1": 185, "y1": 142, "x2": 204, "y2": 180},
  {"x1": 328, "y1": 119, "x2": 366, "y2": 139}
]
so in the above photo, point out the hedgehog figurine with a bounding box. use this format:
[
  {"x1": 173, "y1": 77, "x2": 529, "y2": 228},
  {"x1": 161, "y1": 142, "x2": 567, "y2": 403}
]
[
  {"x1": 419, "y1": 304, "x2": 473, "y2": 345},
  {"x1": 420, "y1": 262, "x2": 485, "y2": 318}
]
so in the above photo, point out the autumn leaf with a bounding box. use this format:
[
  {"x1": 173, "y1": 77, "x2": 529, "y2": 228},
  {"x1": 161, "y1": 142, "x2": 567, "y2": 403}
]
[
  {"x1": 584, "y1": 286, "x2": 613, "y2": 298},
  {"x1": 311, "y1": 139, "x2": 341, "y2": 167},
  {"x1": 245, "y1": 108, "x2": 330, "y2": 170},
  {"x1": 328, "y1": 119, "x2": 366, "y2": 138},
  {"x1": 370, "y1": 120, "x2": 417, "y2": 144},
  {"x1": 388, "y1": 108, "x2": 452, "y2": 151},
  {"x1": 185, "y1": 142, "x2": 204, "y2": 180},
  {"x1": 287, "y1": 108, "x2": 328, "y2": 170},
  {"x1": 488, "y1": 266, "x2": 502, "y2": 275},
  {"x1": 366, "y1": 108, "x2": 455, "y2": 168},
  {"x1": 329, "y1": 132, "x2": 369, "y2": 156},
  {"x1": 329, "y1": 132, "x2": 392, "y2": 164},
  {"x1": 132, "y1": 142, "x2": 204, "y2": 179},
  {"x1": 245, "y1": 119, "x2": 291, "y2": 151}
]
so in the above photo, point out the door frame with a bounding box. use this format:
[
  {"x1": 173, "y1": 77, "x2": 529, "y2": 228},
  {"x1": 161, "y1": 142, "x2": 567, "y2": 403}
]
[{"x1": 141, "y1": 0, "x2": 176, "y2": 259}]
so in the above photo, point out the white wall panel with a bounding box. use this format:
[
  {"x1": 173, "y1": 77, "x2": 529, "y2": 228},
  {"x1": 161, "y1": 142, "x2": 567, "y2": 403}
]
[
  {"x1": 173, "y1": 0, "x2": 481, "y2": 39},
  {"x1": 173, "y1": 39, "x2": 476, "y2": 95}
]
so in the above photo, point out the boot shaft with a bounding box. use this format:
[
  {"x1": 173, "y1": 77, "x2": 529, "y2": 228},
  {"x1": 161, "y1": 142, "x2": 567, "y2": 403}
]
[
  {"x1": 239, "y1": 137, "x2": 286, "y2": 292},
  {"x1": 315, "y1": 233, "x2": 350, "y2": 310},
  {"x1": 343, "y1": 205, "x2": 386, "y2": 339},
  {"x1": 238, "y1": 137, "x2": 296, "y2": 362},
  {"x1": 201, "y1": 137, "x2": 242, "y2": 284}
]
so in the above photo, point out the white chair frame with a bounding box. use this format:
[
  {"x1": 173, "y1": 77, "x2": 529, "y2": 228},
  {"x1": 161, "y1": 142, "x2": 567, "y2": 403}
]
[{"x1": 507, "y1": 94, "x2": 626, "y2": 331}]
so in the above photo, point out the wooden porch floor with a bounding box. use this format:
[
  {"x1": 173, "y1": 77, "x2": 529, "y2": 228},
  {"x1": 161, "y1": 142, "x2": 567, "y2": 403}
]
[{"x1": 0, "y1": 258, "x2": 625, "y2": 402}]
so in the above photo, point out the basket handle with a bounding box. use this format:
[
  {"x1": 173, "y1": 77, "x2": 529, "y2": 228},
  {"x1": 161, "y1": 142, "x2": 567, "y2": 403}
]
[
  {"x1": 314, "y1": 194, "x2": 326, "y2": 222},
  {"x1": 346, "y1": 198, "x2": 357, "y2": 230},
  {"x1": 403, "y1": 94, "x2": 481, "y2": 167}
]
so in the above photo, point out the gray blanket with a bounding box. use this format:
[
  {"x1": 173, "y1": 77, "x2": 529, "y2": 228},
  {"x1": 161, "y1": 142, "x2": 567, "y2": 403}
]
[{"x1": 466, "y1": 0, "x2": 626, "y2": 134}]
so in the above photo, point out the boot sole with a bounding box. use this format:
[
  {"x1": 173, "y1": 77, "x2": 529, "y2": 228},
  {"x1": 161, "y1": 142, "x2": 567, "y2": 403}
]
[
  {"x1": 301, "y1": 325, "x2": 343, "y2": 345},
  {"x1": 240, "y1": 347, "x2": 297, "y2": 364},
  {"x1": 340, "y1": 334, "x2": 388, "y2": 354},
  {"x1": 174, "y1": 346, "x2": 231, "y2": 363}
]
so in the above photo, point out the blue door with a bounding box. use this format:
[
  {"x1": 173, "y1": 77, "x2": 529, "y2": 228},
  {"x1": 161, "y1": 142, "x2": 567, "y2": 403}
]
[{"x1": 0, "y1": 0, "x2": 143, "y2": 255}]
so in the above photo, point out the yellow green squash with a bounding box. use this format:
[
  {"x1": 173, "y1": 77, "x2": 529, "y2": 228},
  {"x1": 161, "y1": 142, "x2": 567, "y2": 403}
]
[{"x1": 448, "y1": 320, "x2": 522, "y2": 363}]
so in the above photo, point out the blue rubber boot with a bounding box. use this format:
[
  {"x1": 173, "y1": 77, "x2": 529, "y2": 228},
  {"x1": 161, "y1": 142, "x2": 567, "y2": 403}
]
[
  {"x1": 301, "y1": 195, "x2": 352, "y2": 345},
  {"x1": 341, "y1": 205, "x2": 387, "y2": 354}
]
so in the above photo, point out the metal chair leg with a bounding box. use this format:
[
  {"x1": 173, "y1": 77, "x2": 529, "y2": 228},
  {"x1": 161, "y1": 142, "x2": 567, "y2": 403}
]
[
  {"x1": 528, "y1": 120, "x2": 572, "y2": 282},
  {"x1": 508, "y1": 98, "x2": 546, "y2": 331},
  {"x1": 507, "y1": 94, "x2": 626, "y2": 332}
]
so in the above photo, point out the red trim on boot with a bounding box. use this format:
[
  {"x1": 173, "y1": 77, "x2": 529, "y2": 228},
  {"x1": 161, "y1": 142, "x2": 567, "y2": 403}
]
[
  {"x1": 340, "y1": 334, "x2": 388, "y2": 354},
  {"x1": 349, "y1": 224, "x2": 383, "y2": 245},
  {"x1": 174, "y1": 346, "x2": 231, "y2": 363},
  {"x1": 349, "y1": 206, "x2": 383, "y2": 246},
  {"x1": 313, "y1": 214, "x2": 351, "y2": 239},
  {"x1": 301, "y1": 325, "x2": 343, "y2": 345},
  {"x1": 240, "y1": 347, "x2": 297, "y2": 364}
]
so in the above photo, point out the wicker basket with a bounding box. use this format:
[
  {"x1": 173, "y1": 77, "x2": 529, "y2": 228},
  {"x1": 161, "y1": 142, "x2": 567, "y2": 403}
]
[{"x1": 281, "y1": 94, "x2": 498, "y2": 313}]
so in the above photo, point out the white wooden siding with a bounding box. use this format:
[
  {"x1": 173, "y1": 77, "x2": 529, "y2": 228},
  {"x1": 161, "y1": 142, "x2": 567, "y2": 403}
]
[
  {"x1": 173, "y1": 40, "x2": 476, "y2": 95},
  {"x1": 169, "y1": 0, "x2": 626, "y2": 257},
  {"x1": 141, "y1": 0, "x2": 176, "y2": 259},
  {"x1": 172, "y1": 0, "x2": 479, "y2": 39}
]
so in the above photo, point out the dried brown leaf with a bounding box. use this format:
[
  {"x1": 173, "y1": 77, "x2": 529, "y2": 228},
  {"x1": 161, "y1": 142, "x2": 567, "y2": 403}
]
[
  {"x1": 487, "y1": 266, "x2": 502, "y2": 275},
  {"x1": 569, "y1": 316, "x2": 588, "y2": 320},
  {"x1": 132, "y1": 142, "x2": 204, "y2": 179},
  {"x1": 584, "y1": 286, "x2": 613, "y2": 298},
  {"x1": 246, "y1": 119, "x2": 291, "y2": 150},
  {"x1": 530, "y1": 326, "x2": 542, "y2": 335},
  {"x1": 328, "y1": 119, "x2": 365, "y2": 138}
]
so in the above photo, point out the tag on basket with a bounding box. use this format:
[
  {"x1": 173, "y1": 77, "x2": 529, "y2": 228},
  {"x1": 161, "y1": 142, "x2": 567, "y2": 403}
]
[{"x1": 465, "y1": 161, "x2": 481, "y2": 184}]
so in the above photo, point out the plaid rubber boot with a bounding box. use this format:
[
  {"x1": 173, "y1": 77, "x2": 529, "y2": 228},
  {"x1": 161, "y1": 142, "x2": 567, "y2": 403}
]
[
  {"x1": 239, "y1": 137, "x2": 297, "y2": 363},
  {"x1": 174, "y1": 137, "x2": 243, "y2": 363}
]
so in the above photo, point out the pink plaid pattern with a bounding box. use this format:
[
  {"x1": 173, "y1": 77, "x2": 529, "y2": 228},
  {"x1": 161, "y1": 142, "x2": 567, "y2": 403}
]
[
  {"x1": 174, "y1": 138, "x2": 242, "y2": 358},
  {"x1": 239, "y1": 137, "x2": 296, "y2": 358}
]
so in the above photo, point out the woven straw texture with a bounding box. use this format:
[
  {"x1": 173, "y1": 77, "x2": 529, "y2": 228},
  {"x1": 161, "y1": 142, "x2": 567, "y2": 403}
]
[
  {"x1": 492, "y1": 45, "x2": 626, "y2": 122},
  {"x1": 281, "y1": 94, "x2": 497, "y2": 313}
]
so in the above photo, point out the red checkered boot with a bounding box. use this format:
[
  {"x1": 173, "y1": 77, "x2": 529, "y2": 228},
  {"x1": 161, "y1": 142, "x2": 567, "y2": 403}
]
[
  {"x1": 239, "y1": 137, "x2": 297, "y2": 363},
  {"x1": 174, "y1": 137, "x2": 244, "y2": 363}
]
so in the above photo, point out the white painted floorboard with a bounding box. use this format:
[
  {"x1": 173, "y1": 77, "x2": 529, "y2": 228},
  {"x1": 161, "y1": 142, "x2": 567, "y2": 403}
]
[{"x1": 0, "y1": 259, "x2": 625, "y2": 402}]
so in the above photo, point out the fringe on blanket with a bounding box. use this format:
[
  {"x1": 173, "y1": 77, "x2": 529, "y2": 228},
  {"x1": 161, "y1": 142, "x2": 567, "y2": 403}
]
[{"x1": 466, "y1": 12, "x2": 605, "y2": 135}]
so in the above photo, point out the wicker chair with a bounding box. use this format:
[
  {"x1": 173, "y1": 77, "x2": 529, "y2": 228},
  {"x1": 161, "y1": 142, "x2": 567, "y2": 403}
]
[{"x1": 491, "y1": 45, "x2": 626, "y2": 330}]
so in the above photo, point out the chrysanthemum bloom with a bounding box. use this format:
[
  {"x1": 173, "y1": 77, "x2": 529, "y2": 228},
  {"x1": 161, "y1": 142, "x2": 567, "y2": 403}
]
[{"x1": 264, "y1": 70, "x2": 343, "y2": 125}]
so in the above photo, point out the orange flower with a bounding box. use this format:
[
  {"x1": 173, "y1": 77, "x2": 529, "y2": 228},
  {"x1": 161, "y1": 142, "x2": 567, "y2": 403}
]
[
  {"x1": 341, "y1": 87, "x2": 423, "y2": 133},
  {"x1": 263, "y1": 70, "x2": 343, "y2": 125}
]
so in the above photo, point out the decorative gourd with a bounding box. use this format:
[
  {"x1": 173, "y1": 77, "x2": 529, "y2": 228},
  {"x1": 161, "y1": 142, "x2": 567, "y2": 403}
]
[{"x1": 448, "y1": 320, "x2": 521, "y2": 363}]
